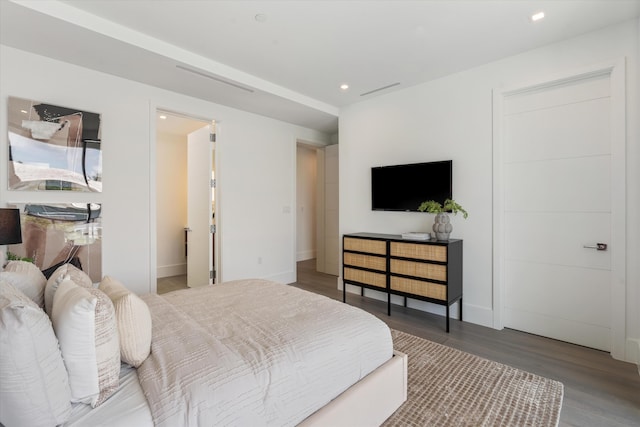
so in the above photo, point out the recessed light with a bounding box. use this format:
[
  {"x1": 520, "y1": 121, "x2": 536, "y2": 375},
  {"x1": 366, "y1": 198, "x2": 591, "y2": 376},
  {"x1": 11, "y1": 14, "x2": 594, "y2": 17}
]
[
  {"x1": 340, "y1": 84, "x2": 350, "y2": 91},
  {"x1": 255, "y1": 13, "x2": 267, "y2": 23},
  {"x1": 530, "y1": 11, "x2": 545, "y2": 22},
  {"x1": 159, "y1": 115, "x2": 167, "y2": 120}
]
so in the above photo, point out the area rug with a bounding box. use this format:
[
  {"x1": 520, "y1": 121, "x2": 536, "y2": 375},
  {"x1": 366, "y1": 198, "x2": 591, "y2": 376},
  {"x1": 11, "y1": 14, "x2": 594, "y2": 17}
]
[{"x1": 383, "y1": 330, "x2": 564, "y2": 427}]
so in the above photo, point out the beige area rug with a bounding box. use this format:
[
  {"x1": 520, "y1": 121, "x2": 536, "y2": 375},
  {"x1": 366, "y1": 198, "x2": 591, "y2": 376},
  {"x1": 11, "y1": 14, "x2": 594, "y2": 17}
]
[{"x1": 383, "y1": 330, "x2": 564, "y2": 427}]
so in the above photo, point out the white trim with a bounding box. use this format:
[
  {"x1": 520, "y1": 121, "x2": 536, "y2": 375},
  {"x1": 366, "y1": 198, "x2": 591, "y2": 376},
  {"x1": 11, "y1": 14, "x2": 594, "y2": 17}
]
[
  {"x1": 609, "y1": 58, "x2": 627, "y2": 361},
  {"x1": 492, "y1": 58, "x2": 627, "y2": 359},
  {"x1": 149, "y1": 101, "x2": 158, "y2": 294},
  {"x1": 150, "y1": 103, "x2": 218, "y2": 290}
]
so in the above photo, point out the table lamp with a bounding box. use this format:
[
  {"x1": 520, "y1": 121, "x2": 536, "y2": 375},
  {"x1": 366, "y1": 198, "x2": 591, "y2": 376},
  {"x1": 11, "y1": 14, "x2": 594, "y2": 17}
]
[{"x1": 0, "y1": 208, "x2": 22, "y2": 269}]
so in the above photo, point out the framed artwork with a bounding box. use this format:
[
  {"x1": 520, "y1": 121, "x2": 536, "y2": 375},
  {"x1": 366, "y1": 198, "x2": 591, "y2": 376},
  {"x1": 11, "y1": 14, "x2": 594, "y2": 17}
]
[
  {"x1": 7, "y1": 203, "x2": 102, "y2": 283},
  {"x1": 7, "y1": 96, "x2": 102, "y2": 192}
]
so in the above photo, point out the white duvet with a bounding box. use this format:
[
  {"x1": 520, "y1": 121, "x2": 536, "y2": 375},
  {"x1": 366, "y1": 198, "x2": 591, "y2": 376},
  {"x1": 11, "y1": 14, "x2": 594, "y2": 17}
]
[{"x1": 137, "y1": 279, "x2": 393, "y2": 427}]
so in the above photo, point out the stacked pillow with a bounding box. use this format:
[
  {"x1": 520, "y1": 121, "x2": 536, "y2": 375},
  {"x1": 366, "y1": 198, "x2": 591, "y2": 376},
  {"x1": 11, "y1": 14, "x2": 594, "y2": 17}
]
[
  {"x1": 0, "y1": 260, "x2": 47, "y2": 308},
  {"x1": 44, "y1": 263, "x2": 93, "y2": 315},
  {"x1": 0, "y1": 279, "x2": 72, "y2": 427},
  {"x1": 52, "y1": 276, "x2": 121, "y2": 407},
  {"x1": 99, "y1": 276, "x2": 152, "y2": 367},
  {"x1": 0, "y1": 263, "x2": 153, "y2": 424}
]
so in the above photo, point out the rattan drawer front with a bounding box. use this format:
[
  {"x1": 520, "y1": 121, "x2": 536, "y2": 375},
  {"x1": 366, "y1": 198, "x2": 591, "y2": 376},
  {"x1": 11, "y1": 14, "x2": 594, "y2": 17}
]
[
  {"x1": 344, "y1": 237, "x2": 387, "y2": 255},
  {"x1": 344, "y1": 253, "x2": 386, "y2": 272},
  {"x1": 390, "y1": 259, "x2": 446, "y2": 281},
  {"x1": 390, "y1": 242, "x2": 447, "y2": 262},
  {"x1": 391, "y1": 276, "x2": 446, "y2": 300},
  {"x1": 344, "y1": 267, "x2": 386, "y2": 289}
]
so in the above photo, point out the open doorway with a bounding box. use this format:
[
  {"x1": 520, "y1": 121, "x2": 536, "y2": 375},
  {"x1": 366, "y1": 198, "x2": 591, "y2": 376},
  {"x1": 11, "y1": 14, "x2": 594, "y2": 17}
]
[
  {"x1": 156, "y1": 110, "x2": 217, "y2": 293},
  {"x1": 296, "y1": 142, "x2": 339, "y2": 277}
]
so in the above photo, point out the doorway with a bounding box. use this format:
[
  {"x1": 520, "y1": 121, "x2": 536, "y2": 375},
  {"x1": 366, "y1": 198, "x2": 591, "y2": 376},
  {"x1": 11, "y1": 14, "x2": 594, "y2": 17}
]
[
  {"x1": 493, "y1": 61, "x2": 626, "y2": 357},
  {"x1": 296, "y1": 142, "x2": 339, "y2": 277},
  {"x1": 156, "y1": 110, "x2": 217, "y2": 292}
]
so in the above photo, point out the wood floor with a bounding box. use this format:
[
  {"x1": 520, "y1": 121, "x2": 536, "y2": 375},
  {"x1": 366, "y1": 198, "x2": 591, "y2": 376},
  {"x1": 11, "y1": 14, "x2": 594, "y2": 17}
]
[
  {"x1": 293, "y1": 259, "x2": 640, "y2": 427},
  {"x1": 158, "y1": 260, "x2": 640, "y2": 426}
]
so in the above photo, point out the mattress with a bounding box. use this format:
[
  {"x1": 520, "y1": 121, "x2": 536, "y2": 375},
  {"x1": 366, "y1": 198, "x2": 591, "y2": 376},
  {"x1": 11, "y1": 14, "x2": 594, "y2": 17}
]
[
  {"x1": 137, "y1": 279, "x2": 394, "y2": 426},
  {"x1": 65, "y1": 364, "x2": 152, "y2": 426}
]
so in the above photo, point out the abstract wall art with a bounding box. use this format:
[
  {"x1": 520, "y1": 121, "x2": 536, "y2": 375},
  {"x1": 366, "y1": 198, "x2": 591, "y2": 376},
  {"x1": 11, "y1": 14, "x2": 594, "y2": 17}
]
[
  {"x1": 7, "y1": 96, "x2": 102, "y2": 192},
  {"x1": 7, "y1": 202, "x2": 102, "y2": 282}
]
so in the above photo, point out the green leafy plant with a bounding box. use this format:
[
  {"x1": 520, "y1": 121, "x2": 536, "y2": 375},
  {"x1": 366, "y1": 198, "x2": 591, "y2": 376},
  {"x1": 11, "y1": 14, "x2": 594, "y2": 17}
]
[
  {"x1": 418, "y1": 199, "x2": 468, "y2": 219},
  {"x1": 6, "y1": 251, "x2": 35, "y2": 264}
]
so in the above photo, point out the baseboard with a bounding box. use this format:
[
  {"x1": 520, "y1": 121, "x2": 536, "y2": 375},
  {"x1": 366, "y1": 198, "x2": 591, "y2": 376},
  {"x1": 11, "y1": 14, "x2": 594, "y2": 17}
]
[
  {"x1": 267, "y1": 270, "x2": 296, "y2": 285},
  {"x1": 337, "y1": 276, "x2": 493, "y2": 328},
  {"x1": 157, "y1": 263, "x2": 186, "y2": 278},
  {"x1": 626, "y1": 338, "x2": 640, "y2": 374},
  {"x1": 296, "y1": 250, "x2": 316, "y2": 262}
]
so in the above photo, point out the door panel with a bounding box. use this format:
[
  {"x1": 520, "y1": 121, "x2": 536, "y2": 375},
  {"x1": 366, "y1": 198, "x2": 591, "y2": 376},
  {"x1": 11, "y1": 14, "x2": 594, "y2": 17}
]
[
  {"x1": 187, "y1": 125, "x2": 213, "y2": 287},
  {"x1": 504, "y1": 156, "x2": 611, "y2": 213},
  {"x1": 505, "y1": 261, "x2": 610, "y2": 326},
  {"x1": 502, "y1": 73, "x2": 612, "y2": 351},
  {"x1": 505, "y1": 74, "x2": 609, "y2": 115},
  {"x1": 505, "y1": 212, "x2": 611, "y2": 270},
  {"x1": 505, "y1": 98, "x2": 610, "y2": 162}
]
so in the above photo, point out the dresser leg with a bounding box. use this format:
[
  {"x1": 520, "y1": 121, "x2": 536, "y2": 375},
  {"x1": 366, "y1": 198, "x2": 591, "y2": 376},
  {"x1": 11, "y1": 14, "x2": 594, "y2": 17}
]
[{"x1": 446, "y1": 304, "x2": 450, "y2": 333}]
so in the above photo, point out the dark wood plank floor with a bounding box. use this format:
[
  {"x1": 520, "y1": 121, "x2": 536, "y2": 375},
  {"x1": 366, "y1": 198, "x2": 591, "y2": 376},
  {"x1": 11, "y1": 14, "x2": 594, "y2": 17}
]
[{"x1": 292, "y1": 259, "x2": 640, "y2": 427}]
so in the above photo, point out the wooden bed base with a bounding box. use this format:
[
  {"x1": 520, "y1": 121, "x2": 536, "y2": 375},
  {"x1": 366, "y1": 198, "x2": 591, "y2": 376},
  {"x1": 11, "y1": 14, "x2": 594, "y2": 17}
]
[{"x1": 299, "y1": 350, "x2": 408, "y2": 426}]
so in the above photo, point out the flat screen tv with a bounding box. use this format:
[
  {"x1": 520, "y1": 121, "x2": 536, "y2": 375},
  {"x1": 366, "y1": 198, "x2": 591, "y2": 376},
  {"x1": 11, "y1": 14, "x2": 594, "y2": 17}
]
[{"x1": 371, "y1": 160, "x2": 452, "y2": 212}]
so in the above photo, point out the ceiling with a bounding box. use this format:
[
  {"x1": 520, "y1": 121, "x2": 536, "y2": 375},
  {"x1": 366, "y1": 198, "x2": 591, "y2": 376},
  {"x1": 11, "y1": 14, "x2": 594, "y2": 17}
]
[{"x1": 1, "y1": 0, "x2": 639, "y2": 134}]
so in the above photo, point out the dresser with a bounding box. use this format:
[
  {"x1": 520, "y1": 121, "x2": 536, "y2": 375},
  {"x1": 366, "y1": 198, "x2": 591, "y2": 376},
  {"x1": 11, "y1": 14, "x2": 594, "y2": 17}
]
[{"x1": 342, "y1": 232, "x2": 463, "y2": 332}]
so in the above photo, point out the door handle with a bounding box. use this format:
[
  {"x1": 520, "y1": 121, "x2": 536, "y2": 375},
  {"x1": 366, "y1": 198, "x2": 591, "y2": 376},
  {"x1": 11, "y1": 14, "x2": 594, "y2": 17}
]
[{"x1": 583, "y1": 243, "x2": 607, "y2": 251}]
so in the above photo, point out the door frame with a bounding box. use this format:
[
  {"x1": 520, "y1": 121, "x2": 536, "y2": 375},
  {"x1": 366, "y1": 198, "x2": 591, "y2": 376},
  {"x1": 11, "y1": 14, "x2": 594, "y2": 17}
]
[
  {"x1": 149, "y1": 105, "x2": 220, "y2": 292},
  {"x1": 492, "y1": 58, "x2": 626, "y2": 360}
]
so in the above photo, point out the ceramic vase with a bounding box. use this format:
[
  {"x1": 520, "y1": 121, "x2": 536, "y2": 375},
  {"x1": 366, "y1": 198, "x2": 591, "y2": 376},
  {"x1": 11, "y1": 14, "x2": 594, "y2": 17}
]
[{"x1": 432, "y1": 212, "x2": 453, "y2": 240}]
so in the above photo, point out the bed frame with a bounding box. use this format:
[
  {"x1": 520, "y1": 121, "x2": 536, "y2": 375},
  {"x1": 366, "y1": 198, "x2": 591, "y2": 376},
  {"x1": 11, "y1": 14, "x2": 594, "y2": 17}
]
[{"x1": 300, "y1": 350, "x2": 408, "y2": 426}]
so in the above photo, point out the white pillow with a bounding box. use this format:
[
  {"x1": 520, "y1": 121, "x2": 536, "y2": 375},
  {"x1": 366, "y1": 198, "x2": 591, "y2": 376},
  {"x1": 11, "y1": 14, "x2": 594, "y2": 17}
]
[
  {"x1": 99, "y1": 276, "x2": 152, "y2": 367},
  {"x1": 0, "y1": 267, "x2": 46, "y2": 309},
  {"x1": 52, "y1": 278, "x2": 120, "y2": 407},
  {"x1": 44, "y1": 263, "x2": 93, "y2": 315},
  {"x1": 0, "y1": 279, "x2": 72, "y2": 427}
]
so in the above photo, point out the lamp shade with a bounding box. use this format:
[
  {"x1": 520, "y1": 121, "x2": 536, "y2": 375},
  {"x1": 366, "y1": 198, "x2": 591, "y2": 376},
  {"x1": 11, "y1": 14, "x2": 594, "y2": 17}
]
[{"x1": 0, "y1": 208, "x2": 22, "y2": 245}]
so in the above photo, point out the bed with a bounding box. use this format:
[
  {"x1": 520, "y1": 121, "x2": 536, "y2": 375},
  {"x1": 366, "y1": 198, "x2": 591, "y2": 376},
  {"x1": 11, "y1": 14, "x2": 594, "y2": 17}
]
[{"x1": 0, "y1": 262, "x2": 407, "y2": 427}]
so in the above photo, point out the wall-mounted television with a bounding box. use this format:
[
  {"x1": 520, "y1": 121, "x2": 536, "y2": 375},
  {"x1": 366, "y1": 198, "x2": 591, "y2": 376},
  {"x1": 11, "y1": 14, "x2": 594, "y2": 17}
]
[{"x1": 371, "y1": 160, "x2": 452, "y2": 212}]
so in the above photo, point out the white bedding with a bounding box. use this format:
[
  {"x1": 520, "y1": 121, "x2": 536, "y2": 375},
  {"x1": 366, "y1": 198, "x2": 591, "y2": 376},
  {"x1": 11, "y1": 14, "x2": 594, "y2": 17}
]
[
  {"x1": 65, "y1": 364, "x2": 153, "y2": 426},
  {"x1": 137, "y1": 279, "x2": 394, "y2": 427}
]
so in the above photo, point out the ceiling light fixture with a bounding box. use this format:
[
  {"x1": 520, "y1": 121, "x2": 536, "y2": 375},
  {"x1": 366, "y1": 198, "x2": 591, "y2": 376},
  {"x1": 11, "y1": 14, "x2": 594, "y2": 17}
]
[
  {"x1": 176, "y1": 65, "x2": 255, "y2": 93},
  {"x1": 255, "y1": 13, "x2": 267, "y2": 23},
  {"x1": 159, "y1": 115, "x2": 167, "y2": 120},
  {"x1": 530, "y1": 11, "x2": 545, "y2": 22},
  {"x1": 340, "y1": 84, "x2": 350, "y2": 91}
]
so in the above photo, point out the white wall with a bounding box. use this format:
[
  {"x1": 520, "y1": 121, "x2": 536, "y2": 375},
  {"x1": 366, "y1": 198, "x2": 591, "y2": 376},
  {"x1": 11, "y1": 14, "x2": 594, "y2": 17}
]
[
  {"x1": 296, "y1": 145, "x2": 317, "y2": 261},
  {"x1": 156, "y1": 131, "x2": 187, "y2": 278},
  {"x1": 339, "y1": 20, "x2": 639, "y2": 362},
  {"x1": 0, "y1": 45, "x2": 332, "y2": 295}
]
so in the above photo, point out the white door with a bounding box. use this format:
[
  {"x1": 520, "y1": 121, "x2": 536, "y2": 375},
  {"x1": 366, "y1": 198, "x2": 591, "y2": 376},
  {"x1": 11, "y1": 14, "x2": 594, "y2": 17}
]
[
  {"x1": 499, "y1": 71, "x2": 622, "y2": 352},
  {"x1": 187, "y1": 125, "x2": 213, "y2": 287}
]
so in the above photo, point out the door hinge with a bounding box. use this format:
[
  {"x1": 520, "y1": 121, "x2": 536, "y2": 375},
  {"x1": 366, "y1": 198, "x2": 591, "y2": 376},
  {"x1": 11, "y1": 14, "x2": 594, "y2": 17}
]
[
  {"x1": 210, "y1": 270, "x2": 214, "y2": 280},
  {"x1": 210, "y1": 133, "x2": 216, "y2": 142},
  {"x1": 211, "y1": 178, "x2": 216, "y2": 188},
  {"x1": 210, "y1": 224, "x2": 216, "y2": 233}
]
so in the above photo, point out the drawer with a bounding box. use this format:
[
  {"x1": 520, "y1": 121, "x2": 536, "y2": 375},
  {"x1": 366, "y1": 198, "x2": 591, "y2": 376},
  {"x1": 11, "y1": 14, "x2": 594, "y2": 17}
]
[
  {"x1": 344, "y1": 252, "x2": 386, "y2": 272},
  {"x1": 344, "y1": 237, "x2": 387, "y2": 255},
  {"x1": 344, "y1": 267, "x2": 386, "y2": 289},
  {"x1": 390, "y1": 276, "x2": 446, "y2": 300},
  {"x1": 390, "y1": 242, "x2": 447, "y2": 262},
  {"x1": 390, "y1": 259, "x2": 446, "y2": 281}
]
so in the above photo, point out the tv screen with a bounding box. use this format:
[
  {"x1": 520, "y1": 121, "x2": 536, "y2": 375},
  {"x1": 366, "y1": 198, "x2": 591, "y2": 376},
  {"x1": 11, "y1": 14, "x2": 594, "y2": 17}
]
[{"x1": 371, "y1": 160, "x2": 452, "y2": 211}]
